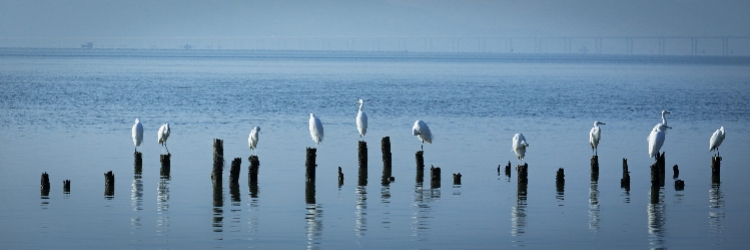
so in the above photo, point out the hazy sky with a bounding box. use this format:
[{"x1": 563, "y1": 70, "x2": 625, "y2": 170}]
[{"x1": 1, "y1": 0, "x2": 749, "y2": 38}]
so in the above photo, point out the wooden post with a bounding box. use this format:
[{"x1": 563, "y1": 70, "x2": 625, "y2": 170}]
[
  {"x1": 556, "y1": 168, "x2": 565, "y2": 192},
  {"x1": 517, "y1": 163, "x2": 528, "y2": 185},
  {"x1": 160, "y1": 154, "x2": 171, "y2": 179},
  {"x1": 104, "y1": 171, "x2": 115, "y2": 197},
  {"x1": 621, "y1": 158, "x2": 630, "y2": 190},
  {"x1": 358, "y1": 163, "x2": 368, "y2": 186},
  {"x1": 453, "y1": 173, "x2": 462, "y2": 185},
  {"x1": 248, "y1": 155, "x2": 260, "y2": 185},
  {"x1": 338, "y1": 166, "x2": 344, "y2": 187},
  {"x1": 415, "y1": 150, "x2": 425, "y2": 183},
  {"x1": 229, "y1": 180, "x2": 241, "y2": 203},
  {"x1": 711, "y1": 156, "x2": 721, "y2": 184},
  {"x1": 358, "y1": 141, "x2": 368, "y2": 169},
  {"x1": 40, "y1": 172, "x2": 50, "y2": 196},
  {"x1": 134, "y1": 152, "x2": 143, "y2": 176},
  {"x1": 672, "y1": 164, "x2": 679, "y2": 179},
  {"x1": 430, "y1": 165, "x2": 441, "y2": 188},
  {"x1": 381, "y1": 137, "x2": 392, "y2": 185},
  {"x1": 504, "y1": 161, "x2": 511, "y2": 178},
  {"x1": 305, "y1": 148, "x2": 317, "y2": 182},
  {"x1": 658, "y1": 152, "x2": 666, "y2": 187},
  {"x1": 590, "y1": 155, "x2": 599, "y2": 182},
  {"x1": 229, "y1": 158, "x2": 241, "y2": 184},
  {"x1": 650, "y1": 163, "x2": 661, "y2": 187},
  {"x1": 212, "y1": 139, "x2": 224, "y2": 182},
  {"x1": 650, "y1": 185, "x2": 659, "y2": 204},
  {"x1": 249, "y1": 180, "x2": 259, "y2": 198},
  {"x1": 305, "y1": 181, "x2": 316, "y2": 204},
  {"x1": 63, "y1": 179, "x2": 70, "y2": 194},
  {"x1": 674, "y1": 180, "x2": 685, "y2": 191}
]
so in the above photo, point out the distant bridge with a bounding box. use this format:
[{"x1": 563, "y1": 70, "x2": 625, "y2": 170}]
[{"x1": 2, "y1": 36, "x2": 750, "y2": 56}]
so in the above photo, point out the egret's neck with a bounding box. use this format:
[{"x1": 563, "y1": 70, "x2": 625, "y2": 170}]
[
  {"x1": 358, "y1": 102, "x2": 364, "y2": 111},
  {"x1": 661, "y1": 113, "x2": 668, "y2": 125}
]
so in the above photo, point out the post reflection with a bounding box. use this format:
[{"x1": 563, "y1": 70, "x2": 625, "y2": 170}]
[
  {"x1": 131, "y1": 176, "x2": 143, "y2": 229},
  {"x1": 247, "y1": 183, "x2": 260, "y2": 241},
  {"x1": 708, "y1": 183, "x2": 724, "y2": 246},
  {"x1": 229, "y1": 181, "x2": 242, "y2": 233},
  {"x1": 305, "y1": 203, "x2": 323, "y2": 250},
  {"x1": 212, "y1": 179, "x2": 224, "y2": 239},
  {"x1": 355, "y1": 185, "x2": 367, "y2": 237},
  {"x1": 380, "y1": 185, "x2": 391, "y2": 230},
  {"x1": 511, "y1": 179, "x2": 527, "y2": 239},
  {"x1": 588, "y1": 179, "x2": 600, "y2": 232},
  {"x1": 156, "y1": 178, "x2": 170, "y2": 237},
  {"x1": 411, "y1": 183, "x2": 438, "y2": 240},
  {"x1": 647, "y1": 188, "x2": 667, "y2": 250}
]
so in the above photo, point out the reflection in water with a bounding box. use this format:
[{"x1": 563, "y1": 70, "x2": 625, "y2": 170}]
[
  {"x1": 355, "y1": 186, "x2": 367, "y2": 237},
  {"x1": 156, "y1": 178, "x2": 170, "y2": 237},
  {"x1": 412, "y1": 183, "x2": 438, "y2": 240},
  {"x1": 647, "y1": 188, "x2": 667, "y2": 250},
  {"x1": 305, "y1": 203, "x2": 323, "y2": 250},
  {"x1": 229, "y1": 181, "x2": 242, "y2": 234},
  {"x1": 380, "y1": 185, "x2": 391, "y2": 230},
  {"x1": 709, "y1": 184, "x2": 725, "y2": 247},
  {"x1": 511, "y1": 180, "x2": 527, "y2": 240},
  {"x1": 556, "y1": 180, "x2": 564, "y2": 206},
  {"x1": 622, "y1": 189, "x2": 631, "y2": 204},
  {"x1": 131, "y1": 177, "x2": 143, "y2": 229},
  {"x1": 588, "y1": 180, "x2": 600, "y2": 232},
  {"x1": 212, "y1": 179, "x2": 224, "y2": 239},
  {"x1": 247, "y1": 183, "x2": 260, "y2": 241},
  {"x1": 452, "y1": 184, "x2": 462, "y2": 196}
]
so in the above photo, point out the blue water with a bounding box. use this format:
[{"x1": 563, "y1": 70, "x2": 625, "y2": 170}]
[{"x1": 1, "y1": 48, "x2": 749, "y2": 249}]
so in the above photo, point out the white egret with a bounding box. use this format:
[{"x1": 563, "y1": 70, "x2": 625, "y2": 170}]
[
  {"x1": 709, "y1": 126, "x2": 725, "y2": 156},
  {"x1": 356, "y1": 99, "x2": 368, "y2": 138},
  {"x1": 660, "y1": 110, "x2": 671, "y2": 127},
  {"x1": 309, "y1": 113, "x2": 324, "y2": 146},
  {"x1": 412, "y1": 120, "x2": 432, "y2": 150},
  {"x1": 132, "y1": 118, "x2": 143, "y2": 153},
  {"x1": 648, "y1": 124, "x2": 669, "y2": 160},
  {"x1": 157, "y1": 123, "x2": 170, "y2": 153},
  {"x1": 589, "y1": 121, "x2": 606, "y2": 156},
  {"x1": 248, "y1": 126, "x2": 260, "y2": 154},
  {"x1": 512, "y1": 133, "x2": 529, "y2": 163}
]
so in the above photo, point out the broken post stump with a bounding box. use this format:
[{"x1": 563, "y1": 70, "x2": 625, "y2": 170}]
[
  {"x1": 212, "y1": 139, "x2": 224, "y2": 182},
  {"x1": 675, "y1": 179, "x2": 685, "y2": 191},
  {"x1": 305, "y1": 147, "x2": 317, "y2": 182},
  {"x1": 590, "y1": 155, "x2": 599, "y2": 181},
  {"x1": 358, "y1": 141, "x2": 368, "y2": 169},
  {"x1": 673, "y1": 164, "x2": 679, "y2": 179},
  {"x1": 134, "y1": 152, "x2": 143, "y2": 176},
  {"x1": 40, "y1": 172, "x2": 50, "y2": 196},
  {"x1": 621, "y1": 158, "x2": 630, "y2": 190},
  {"x1": 160, "y1": 154, "x2": 171, "y2": 179},
  {"x1": 430, "y1": 165, "x2": 441, "y2": 188},
  {"x1": 517, "y1": 163, "x2": 528, "y2": 185},
  {"x1": 248, "y1": 155, "x2": 260, "y2": 185},
  {"x1": 338, "y1": 166, "x2": 344, "y2": 187},
  {"x1": 453, "y1": 173, "x2": 462, "y2": 185},
  {"x1": 711, "y1": 156, "x2": 721, "y2": 184},
  {"x1": 381, "y1": 136, "x2": 392, "y2": 170},
  {"x1": 104, "y1": 171, "x2": 115, "y2": 197},
  {"x1": 229, "y1": 157, "x2": 241, "y2": 184},
  {"x1": 416, "y1": 150, "x2": 425, "y2": 183},
  {"x1": 556, "y1": 168, "x2": 565, "y2": 188},
  {"x1": 63, "y1": 179, "x2": 70, "y2": 194},
  {"x1": 504, "y1": 161, "x2": 512, "y2": 177}
]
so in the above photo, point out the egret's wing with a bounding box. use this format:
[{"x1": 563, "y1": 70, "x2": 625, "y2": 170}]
[
  {"x1": 357, "y1": 111, "x2": 367, "y2": 136},
  {"x1": 421, "y1": 123, "x2": 432, "y2": 144}
]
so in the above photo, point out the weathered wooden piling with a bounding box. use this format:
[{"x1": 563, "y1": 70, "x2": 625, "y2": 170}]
[
  {"x1": 229, "y1": 158, "x2": 241, "y2": 184},
  {"x1": 517, "y1": 163, "x2": 528, "y2": 185},
  {"x1": 212, "y1": 176, "x2": 223, "y2": 208},
  {"x1": 674, "y1": 179, "x2": 685, "y2": 191},
  {"x1": 381, "y1": 137, "x2": 392, "y2": 185},
  {"x1": 305, "y1": 181, "x2": 316, "y2": 204},
  {"x1": 453, "y1": 173, "x2": 462, "y2": 185},
  {"x1": 305, "y1": 148, "x2": 317, "y2": 182},
  {"x1": 650, "y1": 163, "x2": 662, "y2": 187},
  {"x1": 672, "y1": 165, "x2": 679, "y2": 179},
  {"x1": 134, "y1": 152, "x2": 143, "y2": 176},
  {"x1": 104, "y1": 171, "x2": 115, "y2": 197},
  {"x1": 590, "y1": 155, "x2": 599, "y2": 181},
  {"x1": 358, "y1": 141, "x2": 368, "y2": 169},
  {"x1": 430, "y1": 165, "x2": 441, "y2": 188},
  {"x1": 212, "y1": 139, "x2": 224, "y2": 182},
  {"x1": 556, "y1": 168, "x2": 565, "y2": 187},
  {"x1": 415, "y1": 150, "x2": 425, "y2": 183},
  {"x1": 621, "y1": 158, "x2": 630, "y2": 190},
  {"x1": 160, "y1": 154, "x2": 171, "y2": 179},
  {"x1": 63, "y1": 179, "x2": 70, "y2": 194},
  {"x1": 40, "y1": 172, "x2": 50, "y2": 196},
  {"x1": 358, "y1": 164, "x2": 368, "y2": 187},
  {"x1": 229, "y1": 181, "x2": 241, "y2": 203},
  {"x1": 711, "y1": 156, "x2": 721, "y2": 184},
  {"x1": 657, "y1": 152, "x2": 666, "y2": 186},
  {"x1": 249, "y1": 180, "x2": 259, "y2": 198},
  {"x1": 650, "y1": 186, "x2": 660, "y2": 204},
  {"x1": 248, "y1": 155, "x2": 260, "y2": 185},
  {"x1": 504, "y1": 161, "x2": 512, "y2": 178},
  {"x1": 338, "y1": 166, "x2": 345, "y2": 187}
]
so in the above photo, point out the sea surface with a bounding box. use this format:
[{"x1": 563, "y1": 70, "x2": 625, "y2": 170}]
[{"x1": 1, "y1": 48, "x2": 749, "y2": 249}]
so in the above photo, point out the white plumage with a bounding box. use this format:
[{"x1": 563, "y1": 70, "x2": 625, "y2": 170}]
[
  {"x1": 132, "y1": 118, "x2": 143, "y2": 153},
  {"x1": 157, "y1": 123, "x2": 170, "y2": 153},
  {"x1": 709, "y1": 126, "x2": 725, "y2": 155},
  {"x1": 356, "y1": 99, "x2": 368, "y2": 138},
  {"x1": 512, "y1": 133, "x2": 529, "y2": 162},
  {"x1": 412, "y1": 120, "x2": 432, "y2": 149},
  {"x1": 309, "y1": 113, "x2": 324, "y2": 146},
  {"x1": 248, "y1": 126, "x2": 260, "y2": 153},
  {"x1": 648, "y1": 124, "x2": 668, "y2": 159},
  {"x1": 589, "y1": 121, "x2": 605, "y2": 155}
]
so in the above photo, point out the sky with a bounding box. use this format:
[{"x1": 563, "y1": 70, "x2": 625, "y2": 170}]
[{"x1": 0, "y1": 0, "x2": 749, "y2": 51}]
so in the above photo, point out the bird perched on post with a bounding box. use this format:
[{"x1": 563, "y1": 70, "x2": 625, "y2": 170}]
[
  {"x1": 309, "y1": 113, "x2": 324, "y2": 146},
  {"x1": 512, "y1": 133, "x2": 529, "y2": 163},
  {"x1": 356, "y1": 99, "x2": 368, "y2": 139},
  {"x1": 412, "y1": 120, "x2": 432, "y2": 150},
  {"x1": 248, "y1": 126, "x2": 260, "y2": 155},
  {"x1": 709, "y1": 126, "x2": 725, "y2": 156},
  {"x1": 590, "y1": 121, "x2": 606, "y2": 156},
  {"x1": 158, "y1": 123, "x2": 170, "y2": 153},
  {"x1": 648, "y1": 124, "x2": 670, "y2": 161},
  {"x1": 132, "y1": 118, "x2": 143, "y2": 153}
]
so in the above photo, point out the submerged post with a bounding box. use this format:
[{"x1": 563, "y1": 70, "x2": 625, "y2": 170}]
[
  {"x1": 590, "y1": 155, "x2": 599, "y2": 182},
  {"x1": 40, "y1": 172, "x2": 51, "y2": 196},
  {"x1": 453, "y1": 173, "x2": 462, "y2": 185},
  {"x1": 305, "y1": 148, "x2": 317, "y2": 182},
  {"x1": 711, "y1": 156, "x2": 721, "y2": 184},
  {"x1": 63, "y1": 179, "x2": 71, "y2": 194},
  {"x1": 160, "y1": 154, "x2": 171, "y2": 179},
  {"x1": 212, "y1": 139, "x2": 224, "y2": 182},
  {"x1": 104, "y1": 171, "x2": 115, "y2": 197},
  {"x1": 134, "y1": 152, "x2": 143, "y2": 176},
  {"x1": 674, "y1": 179, "x2": 685, "y2": 191},
  {"x1": 672, "y1": 165, "x2": 679, "y2": 179},
  {"x1": 248, "y1": 155, "x2": 260, "y2": 185},
  {"x1": 430, "y1": 165, "x2": 441, "y2": 188},
  {"x1": 229, "y1": 157, "x2": 241, "y2": 184},
  {"x1": 415, "y1": 150, "x2": 425, "y2": 183},
  {"x1": 338, "y1": 166, "x2": 344, "y2": 187},
  {"x1": 621, "y1": 158, "x2": 630, "y2": 190}
]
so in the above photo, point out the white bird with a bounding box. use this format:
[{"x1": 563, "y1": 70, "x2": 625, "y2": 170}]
[
  {"x1": 248, "y1": 126, "x2": 260, "y2": 154},
  {"x1": 648, "y1": 124, "x2": 669, "y2": 160},
  {"x1": 356, "y1": 99, "x2": 368, "y2": 138},
  {"x1": 660, "y1": 110, "x2": 671, "y2": 127},
  {"x1": 512, "y1": 133, "x2": 529, "y2": 162},
  {"x1": 309, "y1": 113, "x2": 324, "y2": 146},
  {"x1": 132, "y1": 118, "x2": 143, "y2": 153},
  {"x1": 709, "y1": 126, "x2": 725, "y2": 156},
  {"x1": 157, "y1": 123, "x2": 170, "y2": 153},
  {"x1": 412, "y1": 120, "x2": 432, "y2": 150},
  {"x1": 589, "y1": 121, "x2": 606, "y2": 156}
]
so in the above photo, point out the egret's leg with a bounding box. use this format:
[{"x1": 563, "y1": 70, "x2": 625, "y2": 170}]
[{"x1": 165, "y1": 143, "x2": 169, "y2": 154}]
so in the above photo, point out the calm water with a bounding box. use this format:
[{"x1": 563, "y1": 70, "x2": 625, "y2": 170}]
[{"x1": 1, "y1": 48, "x2": 750, "y2": 249}]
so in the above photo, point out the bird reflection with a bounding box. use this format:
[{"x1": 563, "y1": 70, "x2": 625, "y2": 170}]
[
  {"x1": 709, "y1": 183, "x2": 724, "y2": 246},
  {"x1": 511, "y1": 180, "x2": 527, "y2": 239},
  {"x1": 589, "y1": 180, "x2": 600, "y2": 232},
  {"x1": 411, "y1": 183, "x2": 437, "y2": 239},
  {"x1": 380, "y1": 185, "x2": 391, "y2": 230},
  {"x1": 305, "y1": 203, "x2": 323, "y2": 250},
  {"x1": 156, "y1": 178, "x2": 170, "y2": 237},
  {"x1": 355, "y1": 185, "x2": 368, "y2": 237},
  {"x1": 647, "y1": 188, "x2": 667, "y2": 250}
]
